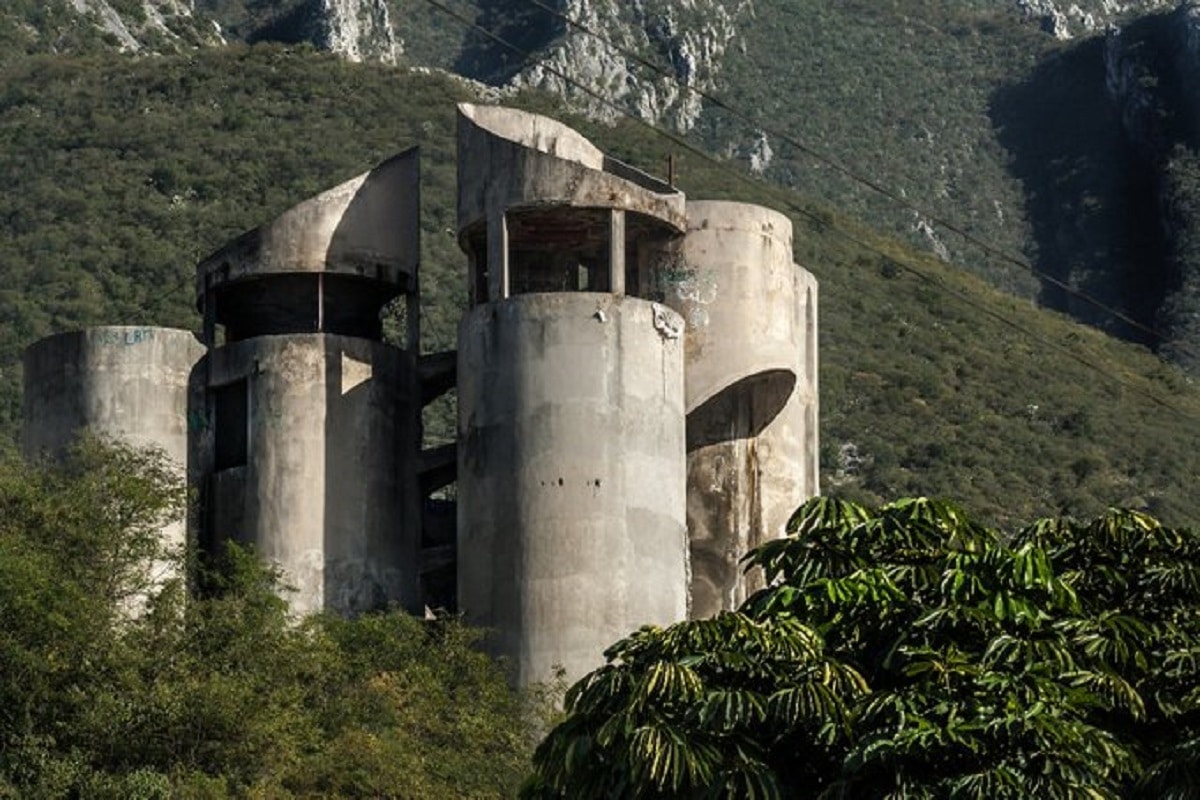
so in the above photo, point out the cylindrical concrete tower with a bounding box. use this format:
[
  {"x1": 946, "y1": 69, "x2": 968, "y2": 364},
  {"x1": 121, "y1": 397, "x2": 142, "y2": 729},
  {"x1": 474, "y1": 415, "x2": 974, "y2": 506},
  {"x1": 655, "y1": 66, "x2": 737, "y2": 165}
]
[
  {"x1": 22, "y1": 326, "x2": 206, "y2": 593},
  {"x1": 458, "y1": 295, "x2": 688, "y2": 685},
  {"x1": 204, "y1": 335, "x2": 416, "y2": 615},
  {"x1": 23, "y1": 326, "x2": 205, "y2": 462},
  {"x1": 456, "y1": 104, "x2": 690, "y2": 685},
  {"x1": 663, "y1": 201, "x2": 819, "y2": 618},
  {"x1": 195, "y1": 149, "x2": 422, "y2": 616}
]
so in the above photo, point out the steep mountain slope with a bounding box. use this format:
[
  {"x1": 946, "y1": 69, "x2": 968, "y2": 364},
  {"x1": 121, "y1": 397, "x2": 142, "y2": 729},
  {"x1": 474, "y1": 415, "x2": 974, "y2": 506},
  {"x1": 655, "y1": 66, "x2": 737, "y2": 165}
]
[
  {"x1": 2, "y1": 46, "x2": 1199, "y2": 527},
  {"x1": 12, "y1": 1, "x2": 1200, "y2": 372}
]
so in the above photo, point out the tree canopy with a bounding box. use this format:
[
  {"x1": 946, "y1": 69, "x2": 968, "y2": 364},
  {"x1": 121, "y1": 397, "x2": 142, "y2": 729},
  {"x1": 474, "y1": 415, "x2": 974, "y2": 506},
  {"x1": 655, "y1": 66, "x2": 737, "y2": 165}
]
[
  {"x1": 525, "y1": 496, "x2": 1200, "y2": 799},
  {"x1": 0, "y1": 438, "x2": 536, "y2": 799}
]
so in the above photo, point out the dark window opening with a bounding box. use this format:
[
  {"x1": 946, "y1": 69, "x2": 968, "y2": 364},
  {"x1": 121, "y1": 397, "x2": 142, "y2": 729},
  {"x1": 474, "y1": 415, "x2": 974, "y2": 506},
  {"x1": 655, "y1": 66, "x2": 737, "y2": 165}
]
[
  {"x1": 507, "y1": 208, "x2": 611, "y2": 297},
  {"x1": 469, "y1": 232, "x2": 488, "y2": 306},
  {"x1": 213, "y1": 274, "x2": 397, "y2": 341},
  {"x1": 509, "y1": 248, "x2": 609, "y2": 294},
  {"x1": 214, "y1": 379, "x2": 248, "y2": 470},
  {"x1": 625, "y1": 213, "x2": 682, "y2": 301}
]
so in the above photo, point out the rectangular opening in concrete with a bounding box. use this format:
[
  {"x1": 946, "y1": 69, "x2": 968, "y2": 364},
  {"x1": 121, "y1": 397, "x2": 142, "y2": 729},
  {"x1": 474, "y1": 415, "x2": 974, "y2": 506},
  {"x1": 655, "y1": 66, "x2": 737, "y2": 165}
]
[
  {"x1": 213, "y1": 379, "x2": 248, "y2": 470},
  {"x1": 507, "y1": 209, "x2": 611, "y2": 295}
]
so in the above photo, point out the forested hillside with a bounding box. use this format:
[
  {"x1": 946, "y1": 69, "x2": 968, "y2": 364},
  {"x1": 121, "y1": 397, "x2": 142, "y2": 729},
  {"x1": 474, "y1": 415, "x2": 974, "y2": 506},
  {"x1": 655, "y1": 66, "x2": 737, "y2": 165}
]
[
  {"x1": 2, "y1": 45, "x2": 1200, "y2": 526},
  {"x1": 11, "y1": 1, "x2": 1200, "y2": 370}
]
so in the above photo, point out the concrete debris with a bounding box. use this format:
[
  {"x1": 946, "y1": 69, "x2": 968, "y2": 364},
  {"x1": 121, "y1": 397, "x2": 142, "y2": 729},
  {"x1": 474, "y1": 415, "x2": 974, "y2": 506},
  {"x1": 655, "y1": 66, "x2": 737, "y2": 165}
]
[{"x1": 652, "y1": 302, "x2": 684, "y2": 338}]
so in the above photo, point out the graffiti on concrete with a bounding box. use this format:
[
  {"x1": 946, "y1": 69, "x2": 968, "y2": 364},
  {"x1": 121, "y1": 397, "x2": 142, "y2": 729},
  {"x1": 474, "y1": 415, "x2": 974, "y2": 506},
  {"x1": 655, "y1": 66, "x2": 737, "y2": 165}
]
[
  {"x1": 657, "y1": 262, "x2": 718, "y2": 329},
  {"x1": 95, "y1": 328, "x2": 156, "y2": 346},
  {"x1": 187, "y1": 409, "x2": 210, "y2": 433}
]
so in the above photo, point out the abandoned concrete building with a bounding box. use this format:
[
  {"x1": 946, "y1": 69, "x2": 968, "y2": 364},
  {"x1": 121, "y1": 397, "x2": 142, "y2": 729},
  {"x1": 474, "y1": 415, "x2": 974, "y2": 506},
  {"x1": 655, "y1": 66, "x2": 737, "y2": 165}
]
[{"x1": 22, "y1": 104, "x2": 819, "y2": 686}]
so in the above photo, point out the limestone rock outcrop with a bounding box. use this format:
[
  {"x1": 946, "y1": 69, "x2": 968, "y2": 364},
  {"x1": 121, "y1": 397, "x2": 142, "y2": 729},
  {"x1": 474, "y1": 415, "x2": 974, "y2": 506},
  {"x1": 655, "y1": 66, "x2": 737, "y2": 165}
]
[
  {"x1": 500, "y1": 0, "x2": 751, "y2": 131},
  {"x1": 1015, "y1": 0, "x2": 1171, "y2": 40}
]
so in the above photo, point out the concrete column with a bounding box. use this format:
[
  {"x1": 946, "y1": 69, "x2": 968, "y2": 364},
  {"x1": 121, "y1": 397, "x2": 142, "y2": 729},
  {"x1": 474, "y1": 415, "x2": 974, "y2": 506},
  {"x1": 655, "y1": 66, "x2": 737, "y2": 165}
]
[
  {"x1": 457, "y1": 294, "x2": 689, "y2": 686},
  {"x1": 802, "y1": 277, "x2": 819, "y2": 499},
  {"x1": 610, "y1": 209, "x2": 626, "y2": 295},
  {"x1": 662, "y1": 201, "x2": 819, "y2": 617},
  {"x1": 487, "y1": 212, "x2": 509, "y2": 301},
  {"x1": 206, "y1": 334, "x2": 420, "y2": 617},
  {"x1": 22, "y1": 326, "x2": 207, "y2": 599}
]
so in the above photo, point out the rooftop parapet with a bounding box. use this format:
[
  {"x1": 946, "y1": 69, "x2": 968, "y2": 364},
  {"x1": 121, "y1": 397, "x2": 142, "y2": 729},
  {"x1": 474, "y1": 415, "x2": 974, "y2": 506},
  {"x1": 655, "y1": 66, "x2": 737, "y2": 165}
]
[
  {"x1": 456, "y1": 103, "x2": 684, "y2": 234},
  {"x1": 196, "y1": 149, "x2": 420, "y2": 342},
  {"x1": 456, "y1": 104, "x2": 686, "y2": 305}
]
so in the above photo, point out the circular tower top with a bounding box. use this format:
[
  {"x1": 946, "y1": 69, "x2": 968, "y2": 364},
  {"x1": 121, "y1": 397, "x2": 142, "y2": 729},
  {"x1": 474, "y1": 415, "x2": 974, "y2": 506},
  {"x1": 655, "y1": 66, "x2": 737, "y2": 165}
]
[{"x1": 196, "y1": 149, "x2": 420, "y2": 342}]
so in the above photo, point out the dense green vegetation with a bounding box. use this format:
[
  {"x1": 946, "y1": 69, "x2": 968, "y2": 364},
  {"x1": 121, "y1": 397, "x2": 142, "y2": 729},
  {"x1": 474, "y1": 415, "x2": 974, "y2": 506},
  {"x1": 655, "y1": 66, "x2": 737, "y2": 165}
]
[
  {"x1": 14, "y1": 1, "x2": 1200, "y2": 366},
  {"x1": 3, "y1": 44, "x2": 1200, "y2": 525},
  {"x1": 0, "y1": 438, "x2": 534, "y2": 797},
  {"x1": 709, "y1": 0, "x2": 1048, "y2": 293},
  {"x1": 527, "y1": 496, "x2": 1200, "y2": 798}
]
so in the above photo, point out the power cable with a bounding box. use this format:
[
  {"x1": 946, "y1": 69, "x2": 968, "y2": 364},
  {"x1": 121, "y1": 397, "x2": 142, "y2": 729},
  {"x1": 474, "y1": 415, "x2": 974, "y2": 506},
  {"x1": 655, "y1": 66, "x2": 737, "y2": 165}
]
[
  {"x1": 418, "y1": 0, "x2": 1200, "y2": 425},
  {"x1": 516, "y1": 0, "x2": 1192, "y2": 354}
]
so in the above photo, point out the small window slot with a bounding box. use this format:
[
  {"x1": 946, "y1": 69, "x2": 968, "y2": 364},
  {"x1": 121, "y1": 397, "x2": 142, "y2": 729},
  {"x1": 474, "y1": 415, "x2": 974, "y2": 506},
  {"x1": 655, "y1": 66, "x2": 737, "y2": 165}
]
[{"x1": 213, "y1": 379, "x2": 249, "y2": 470}]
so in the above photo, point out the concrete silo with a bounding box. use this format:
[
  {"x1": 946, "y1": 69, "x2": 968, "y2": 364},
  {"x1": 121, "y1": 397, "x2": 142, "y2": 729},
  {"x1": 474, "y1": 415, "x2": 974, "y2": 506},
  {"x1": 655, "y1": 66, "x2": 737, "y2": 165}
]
[
  {"x1": 194, "y1": 149, "x2": 423, "y2": 616},
  {"x1": 22, "y1": 325, "x2": 206, "y2": 593},
  {"x1": 455, "y1": 103, "x2": 691, "y2": 685},
  {"x1": 663, "y1": 201, "x2": 819, "y2": 618}
]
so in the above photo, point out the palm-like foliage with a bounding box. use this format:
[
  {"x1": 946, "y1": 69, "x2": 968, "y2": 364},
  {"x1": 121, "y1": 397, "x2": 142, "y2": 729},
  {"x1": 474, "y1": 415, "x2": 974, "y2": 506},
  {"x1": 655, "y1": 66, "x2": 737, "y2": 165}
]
[
  {"x1": 753, "y1": 498, "x2": 1143, "y2": 798},
  {"x1": 524, "y1": 610, "x2": 866, "y2": 799},
  {"x1": 529, "y1": 497, "x2": 1200, "y2": 798},
  {"x1": 1015, "y1": 510, "x2": 1200, "y2": 799}
]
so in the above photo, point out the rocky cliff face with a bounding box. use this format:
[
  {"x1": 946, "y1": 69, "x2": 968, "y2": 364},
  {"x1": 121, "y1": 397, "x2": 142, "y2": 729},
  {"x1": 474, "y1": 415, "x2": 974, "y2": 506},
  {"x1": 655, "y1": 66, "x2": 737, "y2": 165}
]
[
  {"x1": 499, "y1": 0, "x2": 751, "y2": 131},
  {"x1": 316, "y1": 0, "x2": 398, "y2": 63},
  {"x1": 64, "y1": 0, "x2": 220, "y2": 50},
  {"x1": 57, "y1": 0, "x2": 748, "y2": 130},
  {"x1": 26, "y1": 0, "x2": 1200, "y2": 373},
  {"x1": 1101, "y1": 2, "x2": 1200, "y2": 369},
  {"x1": 1017, "y1": 0, "x2": 1172, "y2": 39},
  {"x1": 993, "y1": 1, "x2": 1200, "y2": 370},
  {"x1": 43, "y1": 1, "x2": 1181, "y2": 126},
  {"x1": 58, "y1": 0, "x2": 396, "y2": 62}
]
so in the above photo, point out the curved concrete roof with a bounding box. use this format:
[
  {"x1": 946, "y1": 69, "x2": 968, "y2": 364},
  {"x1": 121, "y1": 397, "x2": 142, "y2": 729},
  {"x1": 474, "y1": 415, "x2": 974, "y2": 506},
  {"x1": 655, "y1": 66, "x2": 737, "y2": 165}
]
[
  {"x1": 197, "y1": 149, "x2": 419, "y2": 306},
  {"x1": 458, "y1": 103, "x2": 604, "y2": 170},
  {"x1": 456, "y1": 103, "x2": 685, "y2": 241}
]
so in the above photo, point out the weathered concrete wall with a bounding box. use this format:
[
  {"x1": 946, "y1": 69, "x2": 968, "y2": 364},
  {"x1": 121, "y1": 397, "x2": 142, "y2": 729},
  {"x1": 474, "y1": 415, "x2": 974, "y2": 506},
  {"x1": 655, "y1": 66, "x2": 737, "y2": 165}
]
[
  {"x1": 457, "y1": 293, "x2": 689, "y2": 686},
  {"x1": 667, "y1": 202, "x2": 801, "y2": 410},
  {"x1": 22, "y1": 326, "x2": 206, "y2": 593},
  {"x1": 23, "y1": 326, "x2": 205, "y2": 462},
  {"x1": 204, "y1": 334, "x2": 420, "y2": 616},
  {"x1": 662, "y1": 201, "x2": 819, "y2": 617}
]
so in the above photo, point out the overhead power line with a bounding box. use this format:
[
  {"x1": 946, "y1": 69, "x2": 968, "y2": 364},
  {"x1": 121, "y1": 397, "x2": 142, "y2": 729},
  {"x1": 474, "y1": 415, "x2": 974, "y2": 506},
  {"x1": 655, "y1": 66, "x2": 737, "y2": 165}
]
[
  {"x1": 516, "y1": 0, "x2": 1187, "y2": 352},
  {"x1": 418, "y1": 0, "x2": 1200, "y2": 425}
]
